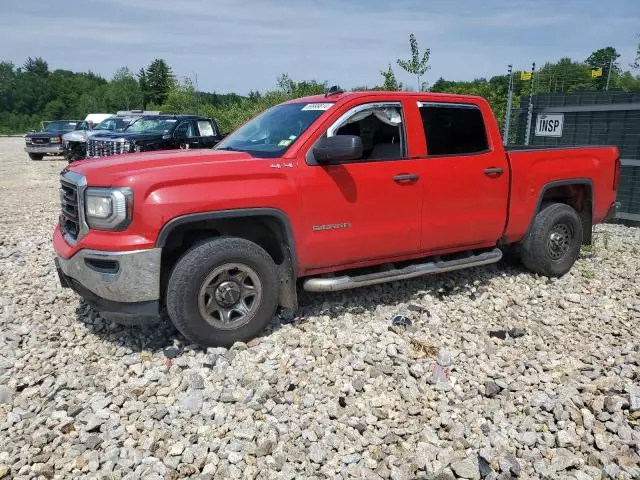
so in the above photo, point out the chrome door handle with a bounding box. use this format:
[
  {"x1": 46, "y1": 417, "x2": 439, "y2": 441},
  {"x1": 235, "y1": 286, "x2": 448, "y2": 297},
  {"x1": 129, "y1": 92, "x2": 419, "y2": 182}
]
[
  {"x1": 483, "y1": 167, "x2": 504, "y2": 176},
  {"x1": 393, "y1": 173, "x2": 419, "y2": 183}
]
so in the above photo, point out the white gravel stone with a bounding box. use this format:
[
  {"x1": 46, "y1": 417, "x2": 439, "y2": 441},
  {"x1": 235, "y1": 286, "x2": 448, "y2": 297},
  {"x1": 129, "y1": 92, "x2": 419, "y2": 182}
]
[{"x1": 0, "y1": 138, "x2": 639, "y2": 479}]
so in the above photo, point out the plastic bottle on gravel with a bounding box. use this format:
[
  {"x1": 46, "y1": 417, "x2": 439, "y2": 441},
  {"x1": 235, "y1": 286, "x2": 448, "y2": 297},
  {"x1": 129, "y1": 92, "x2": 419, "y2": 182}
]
[{"x1": 429, "y1": 348, "x2": 453, "y2": 391}]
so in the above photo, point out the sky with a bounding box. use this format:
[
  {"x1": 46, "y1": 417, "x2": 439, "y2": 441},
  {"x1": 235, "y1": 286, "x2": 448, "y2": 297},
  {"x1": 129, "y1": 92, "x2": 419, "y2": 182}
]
[{"x1": 0, "y1": 0, "x2": 638, "y2": 94}]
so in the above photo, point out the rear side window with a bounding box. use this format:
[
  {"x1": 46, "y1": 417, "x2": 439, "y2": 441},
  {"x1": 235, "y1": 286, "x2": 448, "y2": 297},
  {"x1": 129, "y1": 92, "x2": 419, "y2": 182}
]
[
  {"x1": 197, "y1": 120, "x2": 215, "y2": 137},
  {"x1": 419, "y1": 103, "x2": 489, "y2": 156}
]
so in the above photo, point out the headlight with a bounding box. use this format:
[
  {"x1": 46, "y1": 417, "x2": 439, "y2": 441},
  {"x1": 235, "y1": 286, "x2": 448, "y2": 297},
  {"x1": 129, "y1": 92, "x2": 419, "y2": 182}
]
[
  {"x1": 85, "y1": 187, "x2": 133, "y2": 230},
  {"x1": 25, "y1": 138, "x2": 32, "y2": 144},
  {"x1": 50, "y1": 136, "x2": 62, "y2": 143}
]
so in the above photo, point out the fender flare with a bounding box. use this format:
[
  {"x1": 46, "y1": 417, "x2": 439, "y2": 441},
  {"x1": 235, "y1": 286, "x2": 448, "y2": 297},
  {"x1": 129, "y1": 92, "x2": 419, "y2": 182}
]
[
  {"x1": 522, "y1": 178, "x2": 594, "y2": 247},
  {"x1": 155, "y1": 207, "x2": 298, "y2": 269}
]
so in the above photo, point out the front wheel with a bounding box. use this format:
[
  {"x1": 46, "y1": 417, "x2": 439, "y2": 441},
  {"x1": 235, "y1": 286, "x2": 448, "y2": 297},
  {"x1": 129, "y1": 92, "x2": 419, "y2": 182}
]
[
  {"x1": 66, "y1": 144, "x2": 86, "y2": 163},
  {"x1": 521, "y1": 203, "x2": 583, "y2": 277},
  {"x1": 28, "y1": 153, "x2": 44, "y2": 160},
  {"x1": 166, "y1": 237, "x2": 279, "y2": 347}
]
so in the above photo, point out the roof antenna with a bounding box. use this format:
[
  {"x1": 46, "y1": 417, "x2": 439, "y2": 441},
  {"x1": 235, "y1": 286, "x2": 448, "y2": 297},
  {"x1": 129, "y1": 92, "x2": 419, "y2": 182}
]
[{"x1": 325, "y1": 85, "x2": 344, "y2": 97}]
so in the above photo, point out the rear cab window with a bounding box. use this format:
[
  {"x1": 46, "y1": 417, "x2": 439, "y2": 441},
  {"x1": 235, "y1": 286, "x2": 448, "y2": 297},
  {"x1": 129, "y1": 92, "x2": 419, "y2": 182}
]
[{"x1": 418, "y1": 102, "x2": 489, "y2": 156}]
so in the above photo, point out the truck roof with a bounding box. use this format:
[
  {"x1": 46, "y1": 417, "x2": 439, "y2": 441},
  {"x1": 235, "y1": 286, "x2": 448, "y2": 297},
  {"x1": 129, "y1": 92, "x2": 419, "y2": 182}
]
[
  {"x1": 138, "y1": 114, "x2": 212, "y2": 121},
  {"x1": 285, "y1": 90, "x2": 488, "y2": 105}
]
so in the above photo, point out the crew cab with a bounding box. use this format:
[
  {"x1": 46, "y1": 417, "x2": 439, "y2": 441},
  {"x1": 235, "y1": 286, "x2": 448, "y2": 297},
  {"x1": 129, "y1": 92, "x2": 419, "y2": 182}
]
[
  {"x1": 25, "y1": 120, "x2": 87, "y2": 160},
  {"x1": 85, "y1": 114, "x2": 222, "y2": 159},
  {"x1": 53, "y1": 90, "x2": 620, "y2": 347}
]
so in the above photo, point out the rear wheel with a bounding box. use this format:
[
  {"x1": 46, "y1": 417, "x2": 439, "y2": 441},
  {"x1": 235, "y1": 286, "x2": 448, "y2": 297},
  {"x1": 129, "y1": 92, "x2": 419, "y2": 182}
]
[
  {"x1": 166, "y1": 237, "x2": 279, "y2": 347},
  {"x1": 28, "y1": 153, "x2": 44, "y2": 160},
  {"x1": 521, "y1": 203, "x2": 583, "y2": 277}
]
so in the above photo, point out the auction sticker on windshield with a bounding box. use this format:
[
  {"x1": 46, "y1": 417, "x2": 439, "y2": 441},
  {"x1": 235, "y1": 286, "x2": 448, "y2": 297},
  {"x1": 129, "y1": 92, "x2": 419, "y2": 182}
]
[{"x1": 301, "y1": 103, "x2": 333, "y2": 111}]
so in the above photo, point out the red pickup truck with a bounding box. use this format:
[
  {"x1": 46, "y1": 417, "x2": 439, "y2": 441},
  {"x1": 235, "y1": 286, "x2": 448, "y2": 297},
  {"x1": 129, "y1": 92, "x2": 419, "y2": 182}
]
[{"x1": 54, "y1": 91, "x2": 620, "y2": 346}]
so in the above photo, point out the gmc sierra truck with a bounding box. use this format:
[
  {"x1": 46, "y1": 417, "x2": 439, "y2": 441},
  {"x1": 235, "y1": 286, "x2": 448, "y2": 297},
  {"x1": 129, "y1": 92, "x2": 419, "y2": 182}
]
[{"x1": 53, "y1": 90, "x2": 620, "y2": 347}]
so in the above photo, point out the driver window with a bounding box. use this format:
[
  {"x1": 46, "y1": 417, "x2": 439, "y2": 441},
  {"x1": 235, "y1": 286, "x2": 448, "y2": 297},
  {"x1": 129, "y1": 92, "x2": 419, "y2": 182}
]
[
  {"x1": 333, "y1": 105, "x2": 405, "y2": 161},
  {"x1": 175, "y1": 121, "x2": 195, "y2": 139}
]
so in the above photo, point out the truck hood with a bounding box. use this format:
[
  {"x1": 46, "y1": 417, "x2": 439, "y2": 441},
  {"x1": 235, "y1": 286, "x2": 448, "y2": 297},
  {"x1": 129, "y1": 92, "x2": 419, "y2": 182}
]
[
  {"x1": 90, "y1": 132, "x2": 164, "y2": 143},
  {"x1": 69, "y1": 149, "x2": 257, "y2": 186},
  {"x1": 25, "y1": 130, "x2": 67, "y2": 138},
  {"x1": 63, "y1": 130, "x2": 111, "y2": 142}
]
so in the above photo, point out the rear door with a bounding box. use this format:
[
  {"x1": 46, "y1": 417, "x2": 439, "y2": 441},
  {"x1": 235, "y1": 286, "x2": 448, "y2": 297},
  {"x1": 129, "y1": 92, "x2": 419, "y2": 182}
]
[
  {"x1": 194, "y1": 119, "x2": 220, "y2": 148},
  {"x1": 417, "y1": 101, "x2": 509, "y2": 252}
]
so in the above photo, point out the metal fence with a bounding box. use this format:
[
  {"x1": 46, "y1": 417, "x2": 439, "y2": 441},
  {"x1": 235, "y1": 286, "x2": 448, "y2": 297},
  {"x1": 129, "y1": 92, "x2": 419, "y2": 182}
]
[{"x1": 508, "y1": 91, "x2": 640, "y2": 222}]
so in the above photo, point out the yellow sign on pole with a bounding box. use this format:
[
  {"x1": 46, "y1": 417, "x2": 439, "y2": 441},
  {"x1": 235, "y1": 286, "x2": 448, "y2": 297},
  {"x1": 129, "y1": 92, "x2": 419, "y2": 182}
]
[
  {"x1": 520, "y1": 71, "x2": 532, "y2": 81},
  {"x1": 591, "y1": 68, "x2": 603, "y2": 78}
]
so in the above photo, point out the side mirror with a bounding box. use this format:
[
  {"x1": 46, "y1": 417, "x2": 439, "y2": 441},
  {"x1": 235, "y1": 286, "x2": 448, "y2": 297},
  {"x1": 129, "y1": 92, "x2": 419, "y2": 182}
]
[{"x1": 313, "y1": 135, "x2": 363, "y2": 163}]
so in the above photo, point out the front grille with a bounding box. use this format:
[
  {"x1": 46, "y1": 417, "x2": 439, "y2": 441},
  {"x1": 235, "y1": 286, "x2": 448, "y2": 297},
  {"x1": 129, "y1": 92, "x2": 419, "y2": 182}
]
[
  {"x1": 87, "y1": 139, "x2": 129, "y2": 158},
  {"x1": 59, "y1": 179, "x2": 80, "y2": 240},
  {"x1": 32, "y1": 137, "x2": 50, "y2": 145}
]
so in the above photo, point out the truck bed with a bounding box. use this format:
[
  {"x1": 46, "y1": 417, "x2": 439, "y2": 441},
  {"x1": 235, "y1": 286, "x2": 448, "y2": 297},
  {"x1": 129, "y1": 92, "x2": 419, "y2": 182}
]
[{"x1": 503, "y1": 145, "x2": 619, "y2": 243}]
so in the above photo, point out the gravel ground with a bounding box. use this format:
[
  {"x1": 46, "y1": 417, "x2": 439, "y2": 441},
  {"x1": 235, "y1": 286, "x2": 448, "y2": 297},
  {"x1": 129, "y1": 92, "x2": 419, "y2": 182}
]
[{"x1": 0, "y1": 136, "x2": 639, "y2": 480}]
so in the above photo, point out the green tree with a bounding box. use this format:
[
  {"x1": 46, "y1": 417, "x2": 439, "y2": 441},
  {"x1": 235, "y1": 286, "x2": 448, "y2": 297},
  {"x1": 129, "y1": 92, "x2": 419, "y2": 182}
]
[
  {"x1": 586, "y1": 47, "x2": 620, "y2": 90},
  {"x1": 631, "y1": 39, "x2": 640, "y2": 70},
  {"x1": 0, "y1": 62, "x2": 15, "y2": 111},
  {"x1": 143, "y1": 59, "x2": 175, "y2": 106},
  {"x1": 617, "y1": 71, "x2": 640, "y2": 91},
  {"x1": 137, "y1": 67, "x2": 148, "y2": 108},
  {"x1": 162, "y1": 77, "x2": 200, "y2": 114},
  {"x1": 106, "y1": 67, "x2": 142, "y2": 110},
  {"x1": 396, "y1": 33, "x2": 430, "y2": 91},
  {"x1": 380, "y1": 64, "x2": 402, "y2": 91},
  {"x1": 534, "y1": 58, "x2": 592, "y2": 93},
  {"x1": 23, "y1": 57, "x2": 49, "y2": 76},
  {"x1": 276, "y1": 73, "x2": 326, "y2": 97}
]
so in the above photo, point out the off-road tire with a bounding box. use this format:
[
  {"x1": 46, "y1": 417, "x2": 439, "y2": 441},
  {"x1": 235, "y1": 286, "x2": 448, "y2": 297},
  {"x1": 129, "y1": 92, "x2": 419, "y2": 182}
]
[
  {"x1": 166, "y1": 237, "x2": 279, "y2": 347},
  {"x1": 28, "y1": 153, "x2": 44, "y2": 160},
  {"x1": 521, "y1": 203, "x2": 583, "y2": 277}
]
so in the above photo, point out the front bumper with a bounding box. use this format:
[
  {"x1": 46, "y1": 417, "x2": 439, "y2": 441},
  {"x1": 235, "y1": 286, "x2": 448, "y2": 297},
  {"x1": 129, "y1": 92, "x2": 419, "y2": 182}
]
[
  {"x1": 25, "y1": 145, "x2": 64, "y2": 154},
  {"x1": 55, "y1": 247, "x2": 162, "y2": 315}
]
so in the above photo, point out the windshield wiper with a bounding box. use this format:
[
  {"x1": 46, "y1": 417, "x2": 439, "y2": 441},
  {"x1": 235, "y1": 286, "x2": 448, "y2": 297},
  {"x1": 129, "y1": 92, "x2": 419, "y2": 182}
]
[{"x1": 215, "y1": 146, "x2": 236, "y2": 151}]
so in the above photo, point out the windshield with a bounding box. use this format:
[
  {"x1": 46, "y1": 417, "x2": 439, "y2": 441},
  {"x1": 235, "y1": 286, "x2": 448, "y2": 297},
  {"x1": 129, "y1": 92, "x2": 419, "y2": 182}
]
[
  {"x1": 126, "y1": 117, "x2": 178, "y2": 134},
  {"x1": 95, "y1": 117, "x2": 133, "y2": 132},
  {"x1": 214, "y1": 102, "x2": 333, "y2": 158},
  {"x1": 44, "y1": 121, "x2": 78, "y2": 132}
]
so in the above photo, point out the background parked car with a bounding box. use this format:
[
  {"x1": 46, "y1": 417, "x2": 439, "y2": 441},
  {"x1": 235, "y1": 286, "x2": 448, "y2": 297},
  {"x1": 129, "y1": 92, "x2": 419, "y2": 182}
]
[
  {"x1": 24, "y1": 120, "x2": 87, "y2": 160},
  {"x1": 63, "y1": 110, "x2": 160, "y2": 162},
  {"x1": 86, "y1": 114, "x2": 222, "y2": 158}
]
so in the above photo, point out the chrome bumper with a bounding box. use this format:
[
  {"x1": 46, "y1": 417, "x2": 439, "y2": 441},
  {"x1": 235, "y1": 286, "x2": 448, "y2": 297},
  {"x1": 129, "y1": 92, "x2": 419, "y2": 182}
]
[
  {"x1": 56, "y1": 248, "x2": 162, "y2": 303},
  {"x1": 25, "y1": 145, "x2": 64, "y2": 154}
]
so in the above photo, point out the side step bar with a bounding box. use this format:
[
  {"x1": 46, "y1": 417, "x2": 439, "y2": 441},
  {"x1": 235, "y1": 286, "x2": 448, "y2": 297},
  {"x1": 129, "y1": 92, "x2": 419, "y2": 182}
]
[{"x1": 303, "y1": 248, "x2": 503, "y2": 293}]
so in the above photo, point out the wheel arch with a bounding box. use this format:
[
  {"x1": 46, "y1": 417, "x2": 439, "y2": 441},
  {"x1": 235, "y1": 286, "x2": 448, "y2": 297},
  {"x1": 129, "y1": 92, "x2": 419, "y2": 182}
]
[
  {"x1": 156, "y1": 208, "x2": 298, "y2": 310},
  {"x1": 525, "y1": 178, "x2": 594, "y2": 246}
]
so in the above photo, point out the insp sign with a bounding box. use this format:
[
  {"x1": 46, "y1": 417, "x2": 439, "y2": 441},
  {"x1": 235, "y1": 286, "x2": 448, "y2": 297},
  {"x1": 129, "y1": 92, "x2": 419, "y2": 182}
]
[{"x1": 535, "y1": 114, "x2": 564, "y2": 138}]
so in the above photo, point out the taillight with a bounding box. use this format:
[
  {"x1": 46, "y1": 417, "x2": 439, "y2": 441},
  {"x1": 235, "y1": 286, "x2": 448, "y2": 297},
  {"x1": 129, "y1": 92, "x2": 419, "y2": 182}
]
[{"x1": 613, "y1": 156, "x2": 620, "y2": 191}]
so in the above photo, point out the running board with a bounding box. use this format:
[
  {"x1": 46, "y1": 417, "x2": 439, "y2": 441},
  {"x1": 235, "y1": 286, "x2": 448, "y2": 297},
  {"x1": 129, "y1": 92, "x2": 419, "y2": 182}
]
[{"x1": 303, "y1": 248, "x2": 503, "y2": 293}]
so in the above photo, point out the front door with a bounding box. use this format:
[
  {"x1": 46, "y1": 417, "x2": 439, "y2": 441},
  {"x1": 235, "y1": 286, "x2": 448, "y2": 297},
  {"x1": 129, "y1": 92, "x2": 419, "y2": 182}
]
[{"x1": 298, "y1": 101, "x2": 424, "y2": 270}]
